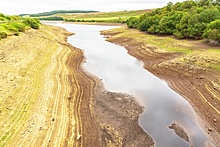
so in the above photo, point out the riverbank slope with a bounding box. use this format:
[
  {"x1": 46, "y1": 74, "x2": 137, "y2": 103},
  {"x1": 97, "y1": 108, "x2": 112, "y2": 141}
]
[{"x1": 102, "y1": 27, "x2": 220, "y2": 145}]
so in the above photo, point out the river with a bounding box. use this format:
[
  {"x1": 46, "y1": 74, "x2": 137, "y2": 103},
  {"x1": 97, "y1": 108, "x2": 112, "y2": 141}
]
[{"x1": 47, "y1": 22, "x2": 209, "y2": 147}]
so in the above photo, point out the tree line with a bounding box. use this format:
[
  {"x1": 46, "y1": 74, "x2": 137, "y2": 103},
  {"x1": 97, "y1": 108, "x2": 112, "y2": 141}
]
[{"x1": 126, "y1": 0, "x2": 220, "y2": 44}]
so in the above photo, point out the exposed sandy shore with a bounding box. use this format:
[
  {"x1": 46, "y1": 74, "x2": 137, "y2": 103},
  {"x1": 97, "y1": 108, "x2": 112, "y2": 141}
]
[{"x1": 101, "y1": 27, "x2": 220, "y2": 146}]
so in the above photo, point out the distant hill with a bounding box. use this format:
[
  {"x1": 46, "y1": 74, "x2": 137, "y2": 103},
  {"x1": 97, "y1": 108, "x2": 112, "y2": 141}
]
[
  {"x1": 30, "y1": 9, "x2": 151, "y2": 23},
  {"x1": 20, "y1": 10, "x2": 99, "y2": 17}
]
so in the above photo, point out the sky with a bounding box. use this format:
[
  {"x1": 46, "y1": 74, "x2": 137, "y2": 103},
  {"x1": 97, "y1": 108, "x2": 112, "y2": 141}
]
[{"x1": 0, "y1": 0, "x2": 185, "y2": 15}]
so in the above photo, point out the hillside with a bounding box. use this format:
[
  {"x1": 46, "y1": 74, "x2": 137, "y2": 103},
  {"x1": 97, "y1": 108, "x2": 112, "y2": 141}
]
[{"x1": 30, "y1": 9, "x2": 151, "y2": 23}]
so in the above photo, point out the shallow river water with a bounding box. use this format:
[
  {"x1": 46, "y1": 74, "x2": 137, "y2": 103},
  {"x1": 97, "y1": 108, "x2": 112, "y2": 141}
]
[{"x1": 48, "y1": 23, "x2": 210, "y2": 147}]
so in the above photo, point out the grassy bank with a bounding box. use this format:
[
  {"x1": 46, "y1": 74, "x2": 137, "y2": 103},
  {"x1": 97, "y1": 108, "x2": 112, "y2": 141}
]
[{"x1": 0, "y1": 13, "x2": 40, "y2": 39}]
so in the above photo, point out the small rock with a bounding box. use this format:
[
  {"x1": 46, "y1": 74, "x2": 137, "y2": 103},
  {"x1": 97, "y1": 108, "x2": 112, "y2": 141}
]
[
  {"x1": 76, "y1": 134, "x2": 81, "y2": 141},
  {"x1": 52, "y1": 118, "x2": 55, "y2": 122},
  {"x1": 214, "y1": 86, "x2": 218, "y2": 89},
  {"x1": 213, "y1": 119, "x2": 217, "y2": 122},
  {"x1": 208, "y1": 128, "x2": 212, "y2": 131}
]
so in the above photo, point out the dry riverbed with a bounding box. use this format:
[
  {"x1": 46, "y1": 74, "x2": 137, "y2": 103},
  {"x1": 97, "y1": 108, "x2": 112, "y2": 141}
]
[
  {"x1": 0, "y1": 24, "x2": 154, "y2": 146},
  {"x1": 1, "y1": 22, "x2": 219, "y2": 146}
]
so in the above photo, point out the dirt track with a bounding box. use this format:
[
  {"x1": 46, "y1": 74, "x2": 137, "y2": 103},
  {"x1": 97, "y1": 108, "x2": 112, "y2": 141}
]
[
  {"x1": 0, "y1": 25, "x2": 155, "y2": 146},
  {"x1": 102, "y1": 27, "x2": 220, "y2": 145}
]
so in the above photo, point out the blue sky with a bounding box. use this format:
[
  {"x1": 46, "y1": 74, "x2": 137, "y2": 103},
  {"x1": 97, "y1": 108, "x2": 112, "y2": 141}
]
[{"x1": 0, "y1": 0, "x2": 185, "y2": 15}]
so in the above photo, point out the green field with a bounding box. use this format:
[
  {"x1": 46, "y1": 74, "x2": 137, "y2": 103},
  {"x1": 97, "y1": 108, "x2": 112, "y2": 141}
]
[{"x1": 36, "y1": 9, "x2": 152, "y2": 23}]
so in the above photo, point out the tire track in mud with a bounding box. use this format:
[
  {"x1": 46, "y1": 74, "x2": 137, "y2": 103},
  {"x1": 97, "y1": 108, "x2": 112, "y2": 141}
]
[
  {"x1": 0, "y1": 25, "x2": 100, "y2": 147},
  {"x1": 66, "y1": 45, "x2": 101, "y2": 147}
]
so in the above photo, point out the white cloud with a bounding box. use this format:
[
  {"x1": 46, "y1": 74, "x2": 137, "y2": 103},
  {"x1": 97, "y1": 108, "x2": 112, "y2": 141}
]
[{"x1": 0, "y1": 0, "x2": 185, "y2": 15}]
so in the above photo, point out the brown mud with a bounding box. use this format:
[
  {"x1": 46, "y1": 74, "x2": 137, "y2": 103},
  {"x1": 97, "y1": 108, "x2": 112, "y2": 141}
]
[{"x1": 101, "y1": 27, "x2": 220, "y2": 146}]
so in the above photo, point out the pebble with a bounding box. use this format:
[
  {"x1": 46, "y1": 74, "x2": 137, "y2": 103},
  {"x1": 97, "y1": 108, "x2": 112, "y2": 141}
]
[{"x1": 199, "y1": 76, "x2": 204, "y2": 79}]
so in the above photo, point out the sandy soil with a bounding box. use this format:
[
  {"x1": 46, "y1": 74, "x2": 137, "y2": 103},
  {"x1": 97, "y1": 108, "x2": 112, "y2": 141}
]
[
  {"x1": 101, "y1": 27, "x2": 220, "y2": 146},
  {"x1": 0, "y1": 24, "x2": 154, "y2": 147}
]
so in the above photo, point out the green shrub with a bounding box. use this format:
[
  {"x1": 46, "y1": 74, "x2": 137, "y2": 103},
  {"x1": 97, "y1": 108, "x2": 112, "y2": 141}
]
[
  {"x1": 23, "y1": 18, "x2": 40, "y2": 29},
  {"x1": 126, "y1": 17, "x2": 138, "y2": 28},
  {"x1": 14, "y1": 23, "x2": 26, "y2": 32},
  {"x1": 5, "y1": 23, "x2": 18, "y2": 32},
  {"x1": 203, "y1": 19, "x2": 220, "y2": 41},
  {"x1": 0, "y1": 32, "x2": 7, "y2": 39}
]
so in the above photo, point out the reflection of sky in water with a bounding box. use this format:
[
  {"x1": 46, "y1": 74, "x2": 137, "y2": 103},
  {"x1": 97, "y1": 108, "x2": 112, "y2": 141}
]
[{"x1": 47, "y1": 23, "x2": 209, "y2": 147}]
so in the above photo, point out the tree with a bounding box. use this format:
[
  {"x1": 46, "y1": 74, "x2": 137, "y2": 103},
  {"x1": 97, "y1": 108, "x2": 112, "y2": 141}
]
[
  {"x1": 175, "y1": 13, "x2": 190, "y2": 38},
  {"x1": 203, "y1": 19, "x2": 220, "y2": 41},
  {"x1": 126, "y1": 17, "x2": 138, "y2": 28},
  {"x1": 158, "y1": 11, "x2": 183, "y2": 34}
]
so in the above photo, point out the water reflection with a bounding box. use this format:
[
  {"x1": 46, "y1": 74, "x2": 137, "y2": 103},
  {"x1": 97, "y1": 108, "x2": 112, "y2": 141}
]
[{"x1": 47, "y1": 23, "x2": 209, "y2": 147}]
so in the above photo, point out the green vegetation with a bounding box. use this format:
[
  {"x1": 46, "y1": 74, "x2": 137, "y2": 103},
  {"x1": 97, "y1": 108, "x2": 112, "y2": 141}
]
[
  {"x1": 0, "y1": 13, "x2": 40, "y2": 40},
  {"x1": 105, "y1": 27, "x2": 220, "y2": 70},
  {"x1": 20, "y1": 10, "x2": 98, "y2": 17},
  {"x1": 38, "y1": 16, "x2": 64, "y2": 21},
  {"x1": 64, "y1": 10, "x2": 150, "y2": 23},
  {"x1": 126, "y1": 0, "x2": 220, "y2": 44},
  {"x1": 29, "y1": 9, "x2": 149, "y2": 23}
]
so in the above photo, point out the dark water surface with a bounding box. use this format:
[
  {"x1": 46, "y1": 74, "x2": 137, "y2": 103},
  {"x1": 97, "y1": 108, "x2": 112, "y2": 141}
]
[{"x1": 47, "y1": 23, "x2": 210, "y2": 147}]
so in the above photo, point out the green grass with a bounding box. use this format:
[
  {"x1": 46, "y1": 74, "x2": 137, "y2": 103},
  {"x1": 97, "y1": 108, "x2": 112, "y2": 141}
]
[
  {"x1": 0, "y1": 16, "x2": 40, "y2": 39},
  {"x1": 110, "y1": 27, "x2": 194, "y2": 54}
]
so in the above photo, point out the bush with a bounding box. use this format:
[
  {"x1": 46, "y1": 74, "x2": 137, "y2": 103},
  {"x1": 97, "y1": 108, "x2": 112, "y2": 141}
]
[
  {"x1": 23, "y1": 18, "x2": 40, "y2": 29},
  {"x1": 126, "y1": 17, "x2": 138, "y2": 28},
  {"x1": 9, "y1": 22, "x2": 26, "y2": 32},
  {"x1": 203, "y1": 19, "x2": 220, "y2": 41},
  {"x1": 0, "y1": 32, "x2": 7, "y2": 39}
]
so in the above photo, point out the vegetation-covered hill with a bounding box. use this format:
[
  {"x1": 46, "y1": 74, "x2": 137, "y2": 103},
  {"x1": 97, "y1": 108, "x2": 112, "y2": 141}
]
[
  {"x1": 126, "y1": 0, "x2": 220, "y2": 44},
  {"x1": 29, "y1": 9, "x2": 150, "y2": 23},
  {"x1": 63, "y1": 10, "x2": 151, "y2": 23},
  {"x1": 0, "y1": 13, "x2": 40, "y2": 39},
  {"x1": 21, "y1": 10, "x2": 98, "y2": 17}
]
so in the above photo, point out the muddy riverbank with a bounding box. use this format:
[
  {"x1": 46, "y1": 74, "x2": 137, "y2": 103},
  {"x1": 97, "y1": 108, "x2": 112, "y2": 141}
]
[
  {"x1": 101, "y1": 27, "x2": 220, "y2": 145},
  {"x1": 0, "y1": 23, "x2": 155, "y2": 146}
]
